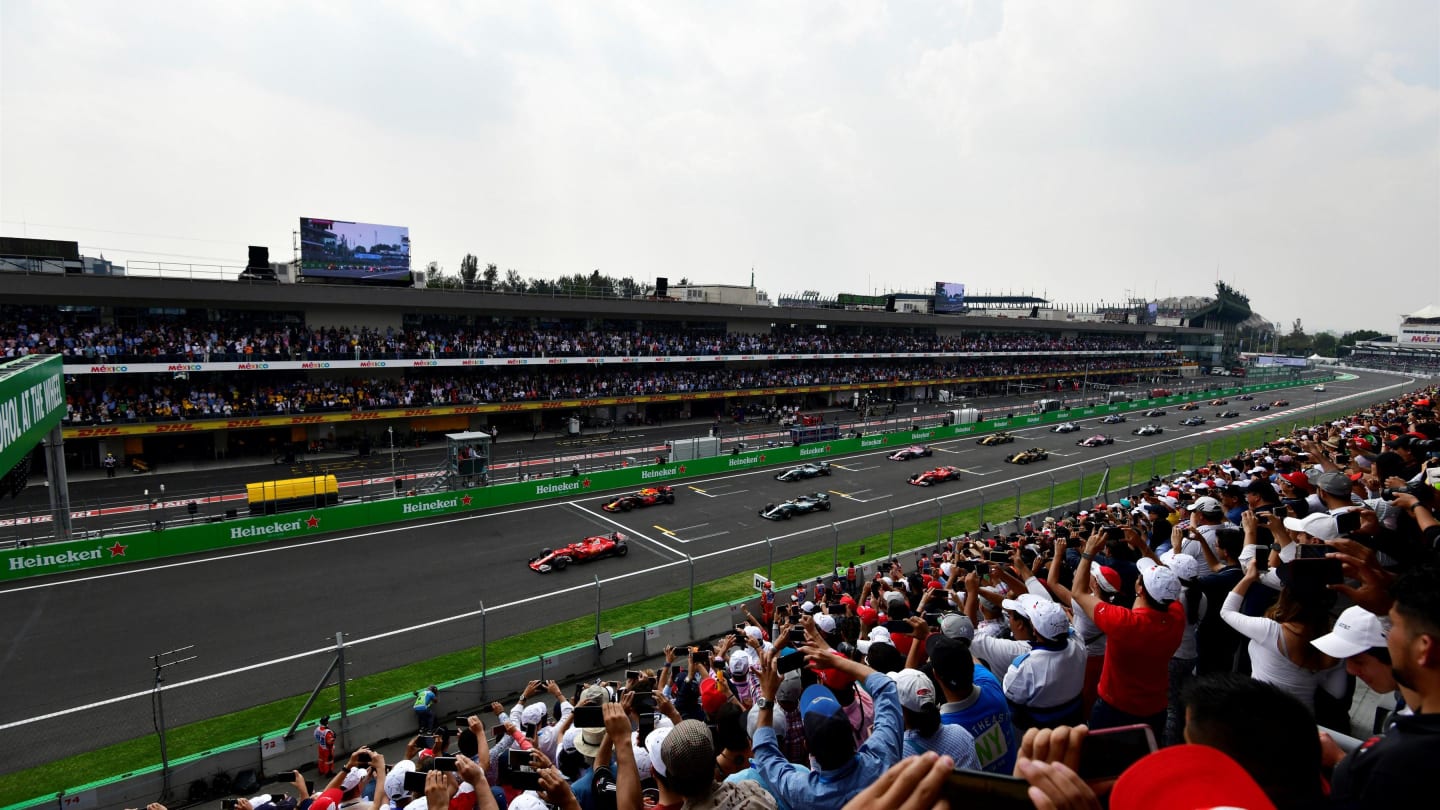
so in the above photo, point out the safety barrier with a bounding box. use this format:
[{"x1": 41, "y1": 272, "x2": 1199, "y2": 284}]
[{"x1": 0, "y1": 376, "x2": 1331, "y2": 583}]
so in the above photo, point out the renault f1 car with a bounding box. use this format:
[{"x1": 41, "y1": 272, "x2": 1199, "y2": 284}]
[
  {"x1": 602, "y1": 486, "x2": 676, "y2": 512},
  {"x1": 529, "y1": 532, "x2": 629, "y2": 572},
  {"x1": 1076, "y1": 434, "x2": 1114, "y2": 447},
  {"x1": 1178, "y1": 403, "x2": 1200, "y2": 411},
  {"x1": 1180, "y1": 416, "x2": 1207, "y2": 426},
  {"x1": 1271, "y1": 399, "x2": 1290, "y2": 407},
  {"x1": 1006, "y1": 448, "x2": 1049, "y2": 464},
  {"x1": 1209, "y1": 398, "x2": 1229, "y2": 406},
  {"x1": 888, "y1": 445, "x2": 933, "y2": 461},
  {"x1": 1100, "y1": 414, "x2": 1127, "y2": 424},
  {"x1": 907, "y1": 465, "x2": 962, "y2": 486},
  {"x1": 1051, "y1": 422, "x2": 1080, "y2": 433},
  {"x1": 976, "y1": 432, "x2": 1016, "y2": 446},
  {"x1": 775, "y1": 462, "x2": 832, "y2": 482},
  {"x1": 760, "y1": 493, "x2": 831, "y2": 520}
]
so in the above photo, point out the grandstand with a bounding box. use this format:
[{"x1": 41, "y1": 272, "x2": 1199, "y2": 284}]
[
  {"x1": 0, "y1": 266, "x2": 1221, "y2": 478},
  {"x1": 1349, "y1": 303, "x2": 1440, "y2": 373}
]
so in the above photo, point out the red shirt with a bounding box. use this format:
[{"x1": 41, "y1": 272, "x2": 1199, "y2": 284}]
[{"x1": 1091, "y1": 599, "x2": 1185, "y2": 716}]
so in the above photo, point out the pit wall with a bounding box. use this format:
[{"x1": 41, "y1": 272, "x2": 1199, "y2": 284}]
[{"x1": 0, "y1": 377, "x2": 1329, "y2": 583}]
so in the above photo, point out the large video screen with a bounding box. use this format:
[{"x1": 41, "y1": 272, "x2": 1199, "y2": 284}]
[
  {"x1": 299, "y1": 218, "x2": 411, "y2": 282},
  {"x1": 933, "y1": 282, "x2": 966, "y2": 314}
]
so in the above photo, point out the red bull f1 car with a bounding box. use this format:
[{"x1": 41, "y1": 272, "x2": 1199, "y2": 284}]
[{"x1": 601, "y1": 486, "x2": 676, "y2": 512}]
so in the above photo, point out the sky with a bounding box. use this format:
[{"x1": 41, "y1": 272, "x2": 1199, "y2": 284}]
[{"x1": 2, "y1": 0, "x2": 1437, "y2": 336}]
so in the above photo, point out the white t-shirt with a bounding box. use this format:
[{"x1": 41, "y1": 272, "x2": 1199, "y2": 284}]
[{"x1": 1001, "y1": 634, "x2": 1088, "y2": 709}]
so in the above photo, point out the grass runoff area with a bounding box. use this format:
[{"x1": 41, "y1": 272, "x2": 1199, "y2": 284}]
[{"x1": 2, "y1": 405, "x2": 1355, "y2": 806}]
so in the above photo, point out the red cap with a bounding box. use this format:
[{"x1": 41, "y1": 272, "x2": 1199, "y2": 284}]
[
  {"x1": 1279, "y1": 472, "x2": 1312, "y2": 491},
  {"x1": 839, "y1": 594, "x2": 856, "y2": 607},
  {"x1": 857, "y1": 606, "x2": 878, "y2": 624},
  {"x1": 699, "y1": 675, "x2": 727, "y2": 716},
  {"x1": 310, "y1": 789, "x2": 344, "y2": 810},
  {"x1": 1110, "y1": 745, "x2": 1275, "y2": 810},
  {"x1": 814, "y1": 650, "x2": 857, "y2": 691}
]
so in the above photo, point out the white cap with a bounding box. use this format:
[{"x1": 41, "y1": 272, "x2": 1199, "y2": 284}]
[
  {"x1": 814, "y1": 613, "x2": 837, "y2": 634},
  {"x1": 744, "y1": 625, "x2": 764, "y2": 642},
  {"x1": 644, "y1": 726, "x2": 673, "y2": 778},
  {"x1": 1282, "y1": 512, "x2": 1340, "y2": 541},
  {"x1": 385, "y1": 760, "x2": 416, "y2": 800},
  {"x1": 1184, "y1": 496, "x2": 1222, "y2": 513},
  {"x1": 341, "y1": 766, "x2": 368, "y2": 792},
  {"x1": 1311, "y1": 605, "x2": 1388, "y2": 659},
  {"x1": 1136, "y1": 558, "x2": 1182, "y2": 602},
  {"x1": 1158, "y1": 550, "x2": 1202, "y2": 582},
  {"x1": 940, "y1": 613, "x2": 975, "y2": 642},
  {"x1": 1002, "y1": 594, "x2": 1069, "y2": 640},
  {"x1": 520, "y1": 701, "x2": 548, "y2": 727},
  {"x1": 867, "y1": 626, "x2": 894, "y2": 646},
  {"x1": 508, "y1": 792, "x2": 549, "y2": 810},
  {"x1": 800, "y1": 601, "x2": 817, "y2": 614},
  {"x1": 893, "y1": 668, "x2": 938, "y2": 712}
]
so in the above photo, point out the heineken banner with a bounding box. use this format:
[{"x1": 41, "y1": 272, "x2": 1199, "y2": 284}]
[
  {"x1": 0, "y1": 355, "x2": 65, "y2": 476},
  {"x1": 0, "y1": 375, "x2": 1332, "y2": 582}
]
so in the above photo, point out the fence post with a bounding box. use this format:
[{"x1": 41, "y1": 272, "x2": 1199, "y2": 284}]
[
  {"x1": 1014, "y1": 482, "x2": 1022, "y2": 527},
  {"x1": 978, "y1": 489, "x2": 986, "y2": 530},
  {"x1": 1047, "y1": 474, "x2": 1056, "y2": 512},
  {"x1": 1075, "y1": 464, "x2": 1085, "y2": 512},
  {"x1": 766, "y1": 539, "x2": 774, "y2": 582},
  {"x1": 832, "y1": 524, "x2": 840, "y2": 572},
  {"x1": 479, "y1": 601, "x2": 487, "y2": 681},
  {"x1": 935, "y1": 498, "x2": 943, "y2": 546},
  {"x1": 887, "y1": 509, "x2": 895, "y2": 561},
  {"x1": 687, "y1": 555, "x2": 695, "y2": 618},
  {"x1": 336, "y1": 632, "x2": 349, "y2": 750},
  {"x1": 594, "y1": 575, "x2": 602, "y2": 640}
]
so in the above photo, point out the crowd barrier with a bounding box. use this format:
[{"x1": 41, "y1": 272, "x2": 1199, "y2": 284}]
[{"x1": 0, "y1": 376, "x2": 1330, "y2": 583}]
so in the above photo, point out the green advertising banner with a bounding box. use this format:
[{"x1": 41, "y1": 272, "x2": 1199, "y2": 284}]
[
  {"x1": 0, "y1": 355, "x2": 65, "y2": 475},
  {"x1": 0, "y1": 375, "x2": 1333, "y2": 582}
]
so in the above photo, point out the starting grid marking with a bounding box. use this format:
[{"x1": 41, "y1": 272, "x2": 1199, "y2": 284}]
[
  {"x1": 827, "y1": 488, "x2": 893, "y2": 504},
  {"x1": 686, "y1": 484, "x2": 747, "y2": 499},
  {"x1": 651, "y1": 522, "x2": 731, "y2": 544}
]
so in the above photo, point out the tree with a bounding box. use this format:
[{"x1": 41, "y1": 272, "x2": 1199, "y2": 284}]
[
  {"x1": 483, "y1": 263, "x2": 499, "y2": 291},
  {"x1": 503, "y1": 269, "x2": 523, "y2": 292},
  {"x1": 1311, "y1": 332, "x2": 1339, "y2": 357},
  {"x1": 459, "y1": 254, "x2": 479, "y2": 287},
  {"x1": 1278, "y1": 318, "x2": 1311, "y2": 355},
  {"x1": 1337, "y1": 329, "x2": 1385, "y2": 357}
]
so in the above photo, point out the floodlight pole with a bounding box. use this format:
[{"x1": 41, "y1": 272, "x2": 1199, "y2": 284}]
[{"x1": 151, "y1": 645, "x2": 196, "y2": 800}]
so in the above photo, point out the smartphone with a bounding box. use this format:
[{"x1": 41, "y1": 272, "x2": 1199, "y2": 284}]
[
  {"x1": 433, "y1": 756, "x2": 458, "y2": 772},
  {"x1": 1335, "y1": 511, "x2": 1361, "y2": 535},
  {"x1": 787, "y1": 626, "x2": 807, "y2": 646},
  {"x1": 1286, "y1": 557, "x2": 1344, "y2": 594},
  {"x1": 222, "y1": 802, "x2": 238, "y2": 810},
  {"x1": 1296, "y1": 544, "x2": 1330, "y2": 560},
  {"x1": 1078, "y1": 723, "x2": 1157, "y2": 780},
  {"x1": 416, "y1": 735, "x2": 433, "y2": 749},
  {"x1": 625, "y1": 670, "x2": 641, "y2": 681},
  {"x1": 1271, "y1": 504, "x2": 1289, "y2": 518},
  {"x1": 403, "y1": 770, "x2": 428, "y2": 793},
  {"x1": 356, "y1": 750, "x2": 372, "y2": 765},
  {"x1": 924, "y1": 612, "x2": 943, "y2": 628},
  {"x1": 941, "y1": 769, "x2": 1033, "y2": 809},
  {"x1": 883, "y1": 619, "x2": 911, "y2": 635},
  {"x1": 507, "y1": 748, "x2": 541, "y2": 790},
  {"x1": 987, "y1": 550, "x2": 1011, "y2": 564},
  {"x1": 1254, "y1": 545, "x2": 1270, "y2": 571},
  {"x1": 690, "y1": 649, "x2": 708, "y2": 665},
  {"x1": 632, "y1": 691, "x2": 657, "y2": 714},
  {"x1": 491, "y1": 724, "x2": 506, "y2": 742},
  {"x1": 572, "y1": 705, "x2": 605, "y2": 728},
  {"x1": 777, "y1": 650, "x2": 806, "y2": 675}
]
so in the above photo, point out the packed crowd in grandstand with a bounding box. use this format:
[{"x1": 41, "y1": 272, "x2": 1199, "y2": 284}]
[
  {"x1": 173, "y1": 385, "x2": 1439, "y2": 810},
  {"x1": 60, "y1": 357, "x2": 1173, "y2": 424},
  {"x1": 0, "y1": 308, "x2": 1168, "y2": 362}
]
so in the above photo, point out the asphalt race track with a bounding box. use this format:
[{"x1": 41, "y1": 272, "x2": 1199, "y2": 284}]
[{"x1": 0, "y1": 370, "x2": 1415, "y2": 769}]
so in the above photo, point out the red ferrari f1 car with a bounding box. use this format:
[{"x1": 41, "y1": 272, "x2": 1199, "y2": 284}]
[{"x1": 528, "y1": 532, "x2": 629, "y2": 572}]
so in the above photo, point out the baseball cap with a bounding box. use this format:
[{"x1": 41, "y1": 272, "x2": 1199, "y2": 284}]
[
  {"x1": 814, "y1": 613, "x2": 837, "y2": 635},
  {"x1": 925, "y1": 635, "x2": 972, "y2": 691},
  {"x1": 1109, "y1": 745, "x2": 1275, "y2": 810},
  {"x1": 309, "y1": 788, "x2": 344, "y2": 810},
  {"x1": 1183, "y1": 495, "x2": 1222, "y2": 513},
  {"x1": 699, "y1": 675, "x2": 727, "y2": 717},
  {"x1": 644, "y1": 726, "x2": 673, "y2": 778},
  {"x1": 340, "y1": 767, "x2": 368, "y2": 792},
  {"x1": 892, "y1": 668, "x2": 938, "y2": 712},
  {"x1": 1311, "y1": 605, "x2": 1388, "y2": 659},
  {"x1": 1282, "y1": 512, "x2": 1340, "y2": 541},
  {"x1": 856, "y1": 625, "x2": 894, "y2": 655},
  {"x1": 856, "y1": 605, "x2": 879, "y2": 624},
  {"x1": 520, "y1": 701, "x2": 547, "y2": 727},
  {"x1": 798, "y1": 684, "x2": 851, "y2": 744},
  {"x1": 727, "y1": 651, "x2": 749, "y2": 679},
  {"x1": 800, "y1": 601, "x2": 817, "y2": 614},
  {"x1": 939, "y1": 613, "x2": 975, "y2": 642},
  {"x1": 1136, "y1": 558, "x2": 1181, "y2": 602},
  {"x1": 1003, "y1": 594, "x2": 1069, "y2": 640},
  {"x1": 1158, "y1": 550, "x2": 1202, "y2": 582},
  {"x1": 1314, "y1": 471, "x2": 1353, "y2": 496},
  {"x1": 1279, "y1": 471, "x2": 1313, "y2": 491},
  {"x1": 1094, "y1": 565, "x2": 1122, "y2": 594},
  {"x1": 385, "y1": 760, "x2": 416, "y2": 800}
]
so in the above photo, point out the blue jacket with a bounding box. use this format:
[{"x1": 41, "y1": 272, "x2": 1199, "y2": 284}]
[{"x1": 751, "y1": 672, "x2": 904, "y2": 810}]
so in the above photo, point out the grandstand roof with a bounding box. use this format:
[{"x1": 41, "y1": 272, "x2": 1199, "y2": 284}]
[{"x1": 1403, "y1": 304, "x2": 1440, "y2": 323}]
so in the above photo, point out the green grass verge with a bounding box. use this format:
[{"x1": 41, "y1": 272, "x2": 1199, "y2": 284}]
[{"x1": 0, "y1": 403, "x2": 1356, "y2": 806}]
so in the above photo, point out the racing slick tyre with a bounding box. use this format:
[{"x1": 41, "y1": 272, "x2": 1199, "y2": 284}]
[
  {"x1": 782, "y1": 511, "x2": 792, "y2": 519},
  {"x1": 821, "y1": 468, "x2": 831, "y2": 476},
  {"x1": 553, "y1": 557, "x2": 569, "y2": 571},
  {"x1": 621, "y1": 502, "x2": 633, "y2": 512},
  {"x1": 615, "y1": 543, "x2": 629, "y2": 556},
  {"x1": 820, "y1": 501, "x2": 831, "y2": 511},
  {"x1": 665, "y1": 494, "x2": 675, "y2": 504}
]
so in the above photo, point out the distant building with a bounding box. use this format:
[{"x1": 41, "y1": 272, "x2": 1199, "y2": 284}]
[
  {"x1": 668, "y1": 283, "x2": 766, "y2": 306},
  {"x1": 81, "y1": 255, "x2": 126, "y2": 276}
]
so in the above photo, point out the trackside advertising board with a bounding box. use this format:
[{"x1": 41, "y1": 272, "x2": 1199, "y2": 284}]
[
  {"x1": 0, "y1": 375, "x2": 1332, "y2": 582},
  {"x1": 0, "y1": 355, "x2": 65, "y2": 475}
]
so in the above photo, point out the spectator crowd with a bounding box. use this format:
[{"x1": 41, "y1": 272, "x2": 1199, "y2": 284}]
[
  {"x1": 0, "y1": 307, "x2": 1168, "y2": 363},
  {"x1": 170, "y1": 385, "x2": 1439, "y2": 810},
  {"x1": 60, "y1": 357, "x2": 1171, "y2": 425}
]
